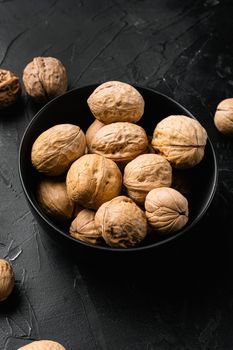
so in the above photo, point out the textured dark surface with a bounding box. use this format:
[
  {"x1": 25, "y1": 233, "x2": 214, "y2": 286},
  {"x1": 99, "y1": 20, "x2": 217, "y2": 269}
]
[{"x1": 0, "y1": 0, "x2": 233, "y2": 349}]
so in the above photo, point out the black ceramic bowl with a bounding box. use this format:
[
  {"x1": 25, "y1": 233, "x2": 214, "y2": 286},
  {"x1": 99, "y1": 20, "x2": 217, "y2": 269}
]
[{"x1": 18, "y1": 84, "x2": 218, "y2": 260}]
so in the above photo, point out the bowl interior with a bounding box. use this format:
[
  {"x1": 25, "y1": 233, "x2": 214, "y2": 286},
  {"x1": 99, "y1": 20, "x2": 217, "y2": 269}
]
[{"x1": 19, "y1": 85, "x2": 217, "y2": 252}]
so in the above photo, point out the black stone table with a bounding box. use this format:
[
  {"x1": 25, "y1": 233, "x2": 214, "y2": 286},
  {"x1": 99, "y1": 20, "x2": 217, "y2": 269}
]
[{"x1": 1, "y1": 1, "x2": 233, "y2": 349}]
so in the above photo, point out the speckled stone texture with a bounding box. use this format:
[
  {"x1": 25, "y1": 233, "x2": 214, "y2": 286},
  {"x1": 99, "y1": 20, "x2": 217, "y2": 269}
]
[{"x1": 0, "y1": 0, "x2": 233, "y2": 349}]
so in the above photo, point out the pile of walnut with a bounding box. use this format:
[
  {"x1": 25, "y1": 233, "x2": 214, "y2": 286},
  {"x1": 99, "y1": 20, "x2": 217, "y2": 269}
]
[{"x1": 31, "y1": 81, "x2": 208, "y2": 249}]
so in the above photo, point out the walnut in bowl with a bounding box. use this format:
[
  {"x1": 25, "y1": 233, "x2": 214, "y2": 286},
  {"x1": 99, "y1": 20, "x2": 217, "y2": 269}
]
[
  {"x1": 145, "y1": 187, "x2": 189, "y2": 234},
  {"x1": 70, "y1": 209, "x2": 103, "y2": 245},
  {"x1": 86, "y1": 119, "x2": 105, "y2": 148},
  {"x1": 31, "y1": 124, "x2": 86, "y2": 176},
  {"x1": 123, "y1": 154, "x2": 172, "y2": 205},
  {"x1": 88, "y1": 122, "x2": 148, "y2": 164},
  {"x1": 87, "y1": 81, "x2": 144, "y2": 124},
  {"x1": 36, "y1": 178, "x2": 75, "y2": 222},
  {"x1": 66, "y1": 154, "x2": 122, "y2": 210},
  {"x1": 95, "y1": 196, "x2": 147, "y2": 248},
  {"x1": 151, "y1": 115, "x2": 207, "y2": 169}
]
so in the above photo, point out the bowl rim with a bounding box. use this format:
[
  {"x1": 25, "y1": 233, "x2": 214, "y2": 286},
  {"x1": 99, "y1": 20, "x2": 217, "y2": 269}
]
[{"x1": 18, "y1": 84, "x2": 218, "y2": 253}]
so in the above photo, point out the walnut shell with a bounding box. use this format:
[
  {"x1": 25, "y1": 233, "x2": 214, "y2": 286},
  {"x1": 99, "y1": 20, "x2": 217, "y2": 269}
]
[
  {"x1": 66, "y1": 154, "x2": 122, "y2": 210},
  {"x1": 151, "y1": 115, "x2": 207, "y2": 169},
  {"x1": 31, "y1": 124, "x2": 86, "y2": 176},
  {"x1": 123, "y1": 154, "x2": 172, "y2": 205},
  {"x1": 37, "y1": 178, "x2": 75, "y2": 222},
  {"x1": 86, "y1": 119, "x2": 105, "y2": 148},
  {"x1": 17, "y1": 340, "x2": 66, "y2": 350},
  {"x1": 95, "y1": 196, "x2": 147, "y2": 248},
  {"x1": 23, "y1": 57, "x2": 67, "y2": 102},
  {"x1": 70, "y1": 209, "x2": 102, "y2": 245},
  {"x1": 87, "y1": 81, "x2": 144, "y2": 124},
  {"x1": 88, "y1": 122, "x2": 148, "y2": 163},
  {"x1": 145, "y1": 187, "x2": 189, "y2": 234},
  {"x1": 0, "y1": 259, "x2": 14, "y2": 301},
  {"x1": 214, "y1": 98, "x2": 233, "y2": 136},
  {"x1": 0, "y1": 69, "x2": 21, "y2": 109}
]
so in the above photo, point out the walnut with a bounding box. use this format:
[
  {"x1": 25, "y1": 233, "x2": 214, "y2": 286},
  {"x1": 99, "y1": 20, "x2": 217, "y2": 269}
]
[
  {"x1": 17, "y1": 340, "x2": 66, "y2": 350},
  {"x1": 69, "y1": 209, "x2": 103, "y2": 245},
  {"x1": 0, "y1": 69, "x2": 21, "y2": 109},
  {"x1": 151, "y1": 115, "x2": 207, "y2": 169},
  {"x1": 86, "y1": 119, "x2": 105, "y2": 148},
  {"x1": 31, "y1": 124, "x2": 86, "y2": 176},
  {"x1": 87, "y1": 81, "x2": 144, "y2": 124},
  {"x1": 123, "y1": 154, "x2": 172, "y2": 205},
  {"x1": 214, "y1": 98, "x2": 233, "y2": 136},
  {"x1": 95, "y1": 196, "x2": 147, "y2": 248},
  {"x1": 0, "y1": 259, "x2": 14, "y2": 301},
  {"x1": 88, "y1": 122, "x2": 148, "y2": 163},
  {"x1": 145, "y1": 187, "x2": 189, "y2": 234},
  {"x1": 37, "y1": 178, "x2": 75, "y2": 222},
  {"x1": 66, "y1": 154, "x2": 122, "y2": 210},
  {"x1": 23, "y1": 57, "x2": 67, "y2": 102}
]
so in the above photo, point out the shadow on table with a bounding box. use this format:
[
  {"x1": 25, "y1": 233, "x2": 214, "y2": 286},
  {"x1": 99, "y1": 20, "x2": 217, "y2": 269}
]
[
  {"x1": 0, "y1": 285, "x2": 22, "y2": 314},
  {"x1": 29, "y1": 185, "x2": 233, "y2": 349},
  {"x1": 77, "y1": 189, "x2": 233, "y2": 299},
  {"x1": 36, "y1": 182, "x2": 233, "y2": 306}
]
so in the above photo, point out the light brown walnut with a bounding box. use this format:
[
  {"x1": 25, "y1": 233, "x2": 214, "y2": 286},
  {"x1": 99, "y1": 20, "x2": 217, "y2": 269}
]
[
  {"x1": 87, "y1": 81, "x2": 144, "y2": 124},
  {"x1": 0, "y1": 259, "x2": 14, "y2": 301},
  {"x1": 31, "y1": 124, "x2": 86, "y2": 176},
  {"x1": 17, "y1": 340, "x2": 66, "y2": 350},
  {"x1": 0, "y1": 69, "x2": 21, "y2": 109},
  {"x1": 86, "y1": 119, "x2": 105, "y2": 148},
  {"x1": 70, "y1": 209, "x2": 103, "y2": 245},
  {"x1": 88, "y1": 122, "x2": 148, "y2": 163},
  {"x1": 23, "y1": 57, "x2": 67, "y2": 102},
  {"x1": 123, "y1": 154, "x2": 172, "y2": 205},
  {"x1": 214, "y1": 98, "x2": 233, "y2": 136},
  {"x1": 66, "y1": 154, "x2": 122, "y2": 210},
  {"x1": 151, "y1": 115, "x2": 207, "y2": 169},
  {"x1": 37, "y1": 178, "x2": 75, "y2": 222},
  {"x1": 95, "y1": 196, "x2": 147, "y2": 248},
  {"x1": 145, "y1": 187, "x2": 189, "y2": 234}
]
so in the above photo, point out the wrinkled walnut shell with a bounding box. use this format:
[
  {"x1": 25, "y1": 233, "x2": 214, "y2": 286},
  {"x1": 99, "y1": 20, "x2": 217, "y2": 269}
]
[
  {"x1": 70, "y1": 209, "x2": 103, "y2": 245},
  {"x1": 0, "y1": 69, "x2": 21, "y2": 109},
  {"x1": 37, "y1": 178, "x2": 75, "y2": 222},
  {"x1": 31, "y1": 124, "x2": 86, "y2": 176},
  {"x1": 0, "y1": 259, "x2": 14, "y2": 301},
  {"x1": 17, "y1": 340, "x2": 66, "y2": 350},
  {"x1": 66, "y1": 154, "x2": 122, "y2": 210},
  {"x1": 95, "y1": 196, "x2": 147, "y2": 248},
  {"x1": 87, "y1": 81, "x2": 144, "y2": 124},
  {"x1": 214, "y1": 98, "x2": 233, "y2": 136},
  {"x1": 86, "y1": 119, "x2": 105, "y2": 148},
  {"x1": 151, "y1": 115, "x2": 207, "y2": 169},
  {"x1": 145, "y1": 187, "x2": 189, "y2": 234},
  {"x1": 123, "y1": 154, "x2": 172, "y2": 205},
  {"x1": 23, "y1": 56, "x2": 67, "y2": 102},
  {"x1": 88, "y1": 122, "x2": 148, "y2": 163}
]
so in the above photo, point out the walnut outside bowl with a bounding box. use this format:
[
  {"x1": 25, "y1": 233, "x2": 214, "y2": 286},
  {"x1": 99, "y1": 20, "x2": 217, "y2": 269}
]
[{"x1": 18, "y1": 84, "x2": 218, "y2": 260}]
